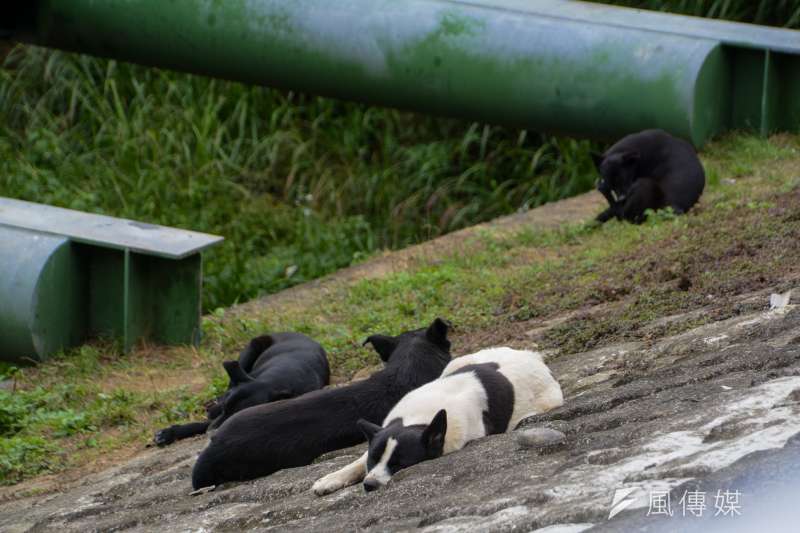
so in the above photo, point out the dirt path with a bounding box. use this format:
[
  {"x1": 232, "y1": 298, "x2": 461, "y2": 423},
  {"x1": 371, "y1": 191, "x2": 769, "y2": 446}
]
[{"x1": 229, "y1": 191, "x2": 606, "y2": 319}]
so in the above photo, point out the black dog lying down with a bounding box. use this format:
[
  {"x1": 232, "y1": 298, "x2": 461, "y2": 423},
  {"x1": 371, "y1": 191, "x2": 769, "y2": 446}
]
[
  {"x1": 153, "y1": 332, "x2": 329, "y2": 446},
  {"x1": 191, "y1": 318, "x2": 452, "y2": 490},
  {"x1": 594, "y1": 129, "x2": 705, "y2": 224}
]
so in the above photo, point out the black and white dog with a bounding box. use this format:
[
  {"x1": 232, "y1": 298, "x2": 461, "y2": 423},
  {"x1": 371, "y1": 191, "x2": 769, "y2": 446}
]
[
  {"x1": 594, "y1": 129, "x2": 705, "y2": 224},
  {"x1": 153, "y1": 332, "x2": 329, "y2": 446},
  {"x1": 312, "y1": 347, "x2": 563, "y2": 495},
  {"x1": 191, "y1": 318, "x2": 452, "y2": 490}
]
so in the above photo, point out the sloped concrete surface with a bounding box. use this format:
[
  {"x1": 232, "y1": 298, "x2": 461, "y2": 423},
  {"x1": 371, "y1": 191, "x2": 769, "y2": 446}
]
[{"x1": 2, "y1": 289, "x2": 799, "y2": 532}]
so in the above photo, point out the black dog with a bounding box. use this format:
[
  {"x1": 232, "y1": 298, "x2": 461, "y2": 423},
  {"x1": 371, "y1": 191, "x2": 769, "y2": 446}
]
[
  {"x1": 593, "y1": 129, "x2": 705, "y2": 224},
  {"x1": 191, "y1": 318, "x2": 452, "y2": 489},
  {"x1": 153, "y1": 332, "x2": 329, "y2": 446}
]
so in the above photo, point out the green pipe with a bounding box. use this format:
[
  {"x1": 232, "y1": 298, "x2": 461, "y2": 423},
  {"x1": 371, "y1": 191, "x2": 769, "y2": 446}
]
[
  {"x1": 0, "y1": 226, "x2": 86, "y2": 363},
  {"x1": 6, "y1": 1, "x2": 799, "y2": 145}
]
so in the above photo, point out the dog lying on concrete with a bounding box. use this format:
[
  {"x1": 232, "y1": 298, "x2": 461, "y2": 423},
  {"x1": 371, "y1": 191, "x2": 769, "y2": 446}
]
[
  {"x1": 311, "y1": 346, "x2": 563, "y2": 495},
  {"x1": 191, "y1": 318, "x2": 453, "y2": 490},
  {"x1": 153, "y1": 332, "x2": 329, "y2": 446},
  {"x1": 594, "y1": 129, "x2": 705, "y2": 224}
]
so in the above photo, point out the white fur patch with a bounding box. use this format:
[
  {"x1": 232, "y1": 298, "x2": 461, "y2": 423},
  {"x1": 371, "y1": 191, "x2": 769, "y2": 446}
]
[
  {"x1": 441, "y1": 347, "x2": 564, "y2": 429},
  {"x1": 313, "y1": 347, "x2": 564, "y2": 497},
  {"x1": 364, "y1": 437, "x2": 398, "y2": 487},
  {"x1": 381, "y1": 347, "x2": 564, "y2": 455}
]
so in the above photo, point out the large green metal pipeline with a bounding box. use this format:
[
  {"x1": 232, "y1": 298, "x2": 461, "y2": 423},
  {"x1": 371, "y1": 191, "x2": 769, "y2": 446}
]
[{"x1": 5, "y1": 1, "x2": 800, "y2": 144}]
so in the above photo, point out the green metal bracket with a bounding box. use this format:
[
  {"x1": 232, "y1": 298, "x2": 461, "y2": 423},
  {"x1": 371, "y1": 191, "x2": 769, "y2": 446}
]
[
  {"x1": 0, "y1": 197, "x2": 222, "y2": 363},
  {"x1": 724, "y1": 46, "x2": 800, "y2": 137},
  {"x1": 761, "y1": 50, "x2": 774, "y2": 137}
]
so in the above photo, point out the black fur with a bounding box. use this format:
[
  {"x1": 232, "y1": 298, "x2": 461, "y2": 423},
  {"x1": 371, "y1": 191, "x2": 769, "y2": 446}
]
[
  {"x1": 364, "y1": 420, "x2": 428, "y2": 477},
  {"x1": 191, "y1": 318, "x2": 452, "y2": 489},
  {"x1": 451, "y1": 363, "x2": 514, "y2": 434},
  {"x1": 360, "y1": 413, "x2": 446, "y2": 493},
  {"x1": 593, "y1": 129, "x2": 705, "y2": 224},
  {"x1": 153, "y1": 332, "x2": 329, "y2": 446}
]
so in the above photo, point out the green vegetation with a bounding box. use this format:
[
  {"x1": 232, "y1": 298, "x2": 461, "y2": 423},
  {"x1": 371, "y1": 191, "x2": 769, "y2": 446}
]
[
  {"x1": 0, "y1": 47, "x2": 595, "y2": 311},
  {"x1": 0, "y1": 345, "x2": 227, "y2": 484},
  {"x1": 2, "y1": 1, "x2": 797, "y2": 311},
  {"x1": 597, "y1": 0, "x2": 800, "y2": 28},
  {"x1": 3, "y1": 132, "x2": 799, "y2": 486}
]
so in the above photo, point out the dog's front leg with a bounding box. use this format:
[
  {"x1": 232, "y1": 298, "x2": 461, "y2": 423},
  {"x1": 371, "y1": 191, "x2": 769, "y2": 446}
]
[
  {"x1": 596, "y1": 180, "x2": 623, "y2": 223},
  {"x1": 312, "y1": 452, "x2": 368, "y2": 496},
  {"x1": 153, "y1": 421, "x2": 211, "y2": 447}
]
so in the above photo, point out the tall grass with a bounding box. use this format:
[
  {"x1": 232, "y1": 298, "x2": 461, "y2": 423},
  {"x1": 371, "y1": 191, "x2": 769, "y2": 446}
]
[
  {"x1": 0, "y1": 48, "x2": 595, "y2": 310},
  {"x1": 599, "y1": 0, "x2": 800, "y2": 28}
]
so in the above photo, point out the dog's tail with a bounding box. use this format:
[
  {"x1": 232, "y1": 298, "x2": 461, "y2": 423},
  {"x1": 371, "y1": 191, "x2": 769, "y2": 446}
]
[{"x1": 238, "y1": 334, "x2": 275, "y2": 372}]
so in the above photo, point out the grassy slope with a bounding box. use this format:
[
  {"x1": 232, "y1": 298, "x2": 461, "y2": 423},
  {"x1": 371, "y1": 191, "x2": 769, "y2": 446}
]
[{"x1": 2, "y1": 132, "x2": 799, "y2": 490}]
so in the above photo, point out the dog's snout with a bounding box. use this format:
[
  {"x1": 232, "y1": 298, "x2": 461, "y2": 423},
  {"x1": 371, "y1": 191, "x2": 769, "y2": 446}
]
[{"x1": 363, "y1": 479, "x2": 380, "y2": 492}]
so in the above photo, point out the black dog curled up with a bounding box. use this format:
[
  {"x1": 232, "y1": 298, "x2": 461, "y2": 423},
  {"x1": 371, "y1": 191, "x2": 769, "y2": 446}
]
[{"x1": 594, "y1": 129, "x2": 705, "y2": 224}]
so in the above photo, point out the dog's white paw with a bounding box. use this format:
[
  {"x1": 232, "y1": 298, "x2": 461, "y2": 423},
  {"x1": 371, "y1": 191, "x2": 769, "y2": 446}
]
[{"x1": 312, "y1": 474, "x2": 347, "y2": 496}]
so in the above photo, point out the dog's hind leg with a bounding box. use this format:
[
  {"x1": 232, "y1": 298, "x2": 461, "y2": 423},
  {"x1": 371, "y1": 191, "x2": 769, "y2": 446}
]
[
  {"x1": 153, "y1": 421, "x2": 211, "y2": 447},
  {"x1": 621, "y1": 178, "x2": 663, "y2": 224},
  {"x1": 312, "y1": 452, "x2": 368, "y2": 496}
]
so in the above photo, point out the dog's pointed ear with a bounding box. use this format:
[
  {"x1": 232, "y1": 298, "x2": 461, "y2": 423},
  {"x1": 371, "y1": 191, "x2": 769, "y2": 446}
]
[
  {"x1": 591, "y1": 152, "x2": 604, "y2": 172},
  {"x1": 620, "y1": 150, "x2": 640, "y2": 166},
  {"x1": 425, "y1": 318, "x2": 451, "y2": 351},
  {"x1": 363, "y1": 334, "x2": 398, "y2": 362},
  {"x1": 357, "y1": 419, "x2": 382, "y2": 441},
  {"x1": 222, "y1": 360, "x2": 253, "y2": 386},
  {"x1": 422, "y1": 409, "x2": 447, "y2": 459}
]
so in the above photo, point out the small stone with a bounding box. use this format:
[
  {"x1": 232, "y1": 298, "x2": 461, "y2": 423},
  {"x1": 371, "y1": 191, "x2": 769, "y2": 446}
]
[
  {"x1": 516, "y1": 428, "x2": 566, "y2": 451},
  {"x1": 770, "y1": 290, "x2": 792, "y2": 311}
]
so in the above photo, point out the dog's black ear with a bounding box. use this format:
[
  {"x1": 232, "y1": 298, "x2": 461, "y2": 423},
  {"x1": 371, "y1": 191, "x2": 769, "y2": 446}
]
[
  {"x1": 422, "y1": 409, "x2": 447, "y2": 459},
  {"x1": 357, "y1": 419, "x2": 382, "y2": 441},
  {"x1": 591, "y1": 152, "x2": 604, "y2": 172},
  {"x1": 425, "y1": 318, "x2": 451, "y2": 351},
  {"x1": 364, "y1": 334, "x2": 398, "y2": 362},
  {"x1": 620, "y1": 150, "x2": 640, "y2": 166},
  {"x1": 222, "y1": 360, "x2": 253, "y2": 386}
]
